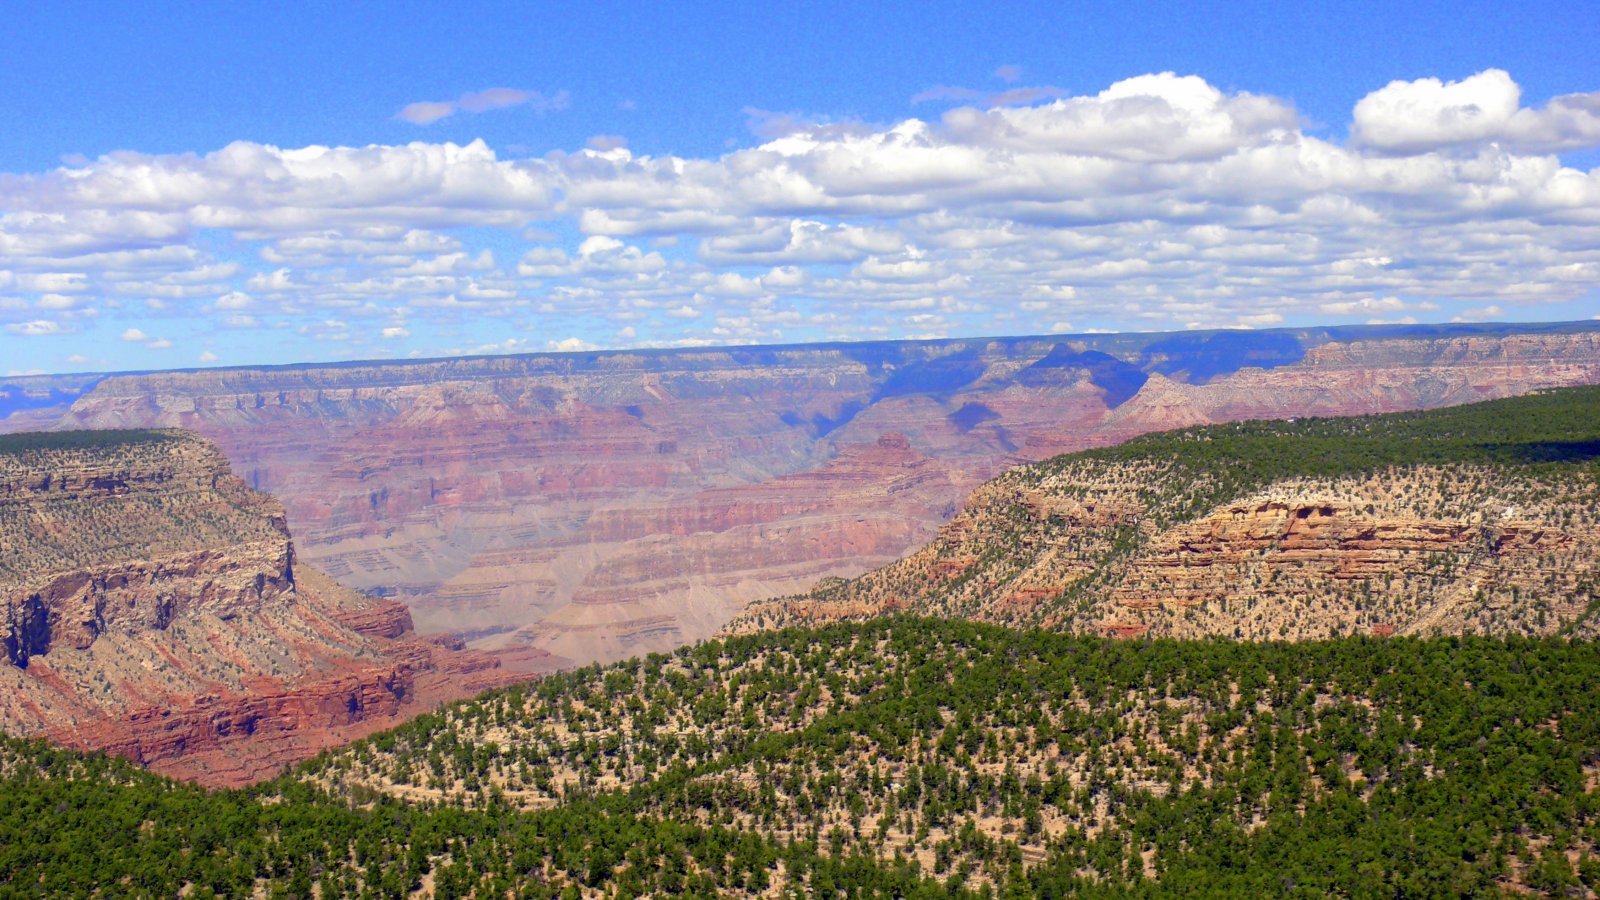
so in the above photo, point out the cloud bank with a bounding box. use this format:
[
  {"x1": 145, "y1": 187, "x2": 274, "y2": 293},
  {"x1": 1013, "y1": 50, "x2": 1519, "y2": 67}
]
[{"x1": 3, "y1": 69, "x2": 1600, "y2": 370}]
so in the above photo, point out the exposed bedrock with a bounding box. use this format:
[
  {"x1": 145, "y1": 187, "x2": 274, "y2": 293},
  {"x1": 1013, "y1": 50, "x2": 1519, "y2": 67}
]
[
  {"x1": 9, "y1": 324, "x2": 1600, "y2": 663},
  {"x1": 0, "y1": 433, "x2": 537, "y2": 786}
]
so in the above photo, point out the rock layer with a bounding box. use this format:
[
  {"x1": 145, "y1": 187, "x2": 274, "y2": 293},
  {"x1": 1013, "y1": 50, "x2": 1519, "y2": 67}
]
[
  {"x1": 730, "y1": 390, "x2": 1600, "y2": 640},
  {"x1": 0, "y1": 431, "x2": 535, "y2": 786},
  {"x1": 7, "y1": 323, "x2": 1600, "y2": 663}
]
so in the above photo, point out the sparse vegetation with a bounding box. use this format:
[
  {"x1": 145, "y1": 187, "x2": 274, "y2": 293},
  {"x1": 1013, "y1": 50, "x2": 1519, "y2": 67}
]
[
  {"x1": 0, "y1": 429, "x2": 284, "y2": 585},
  {"x1": 6, "y1": 394, "x2": 1600, "y2": 895},
  {"x1": 3, "y1": 619, "x2": 1600, "y2": 895},
  {"x1": 735, "y1": 386, "x2": 1600, "y2": 640}
]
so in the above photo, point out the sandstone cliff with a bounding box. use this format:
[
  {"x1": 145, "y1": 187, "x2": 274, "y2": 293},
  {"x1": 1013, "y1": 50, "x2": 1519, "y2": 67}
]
[
  {"x1": 729, "y1": 387, "x2": 1600, "y2": 640},
  {"x1": 0, "y1": 431, "x2": 532, "y2": 786},
  {"x1": 6, "y1": 323, "x2": 1600, "y2": 664}
]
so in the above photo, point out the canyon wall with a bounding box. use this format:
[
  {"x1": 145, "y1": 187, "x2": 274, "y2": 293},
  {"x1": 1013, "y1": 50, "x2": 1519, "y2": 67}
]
[
  {"x1": 6, "y1": 323, "x2": 1600, "y2": 664},
  {"x1": 730, "y1": 389, "x2": 1600, "y2": 640},
  {"x1": 0, "y1": 431, "x2": 531, "y2": 786}
]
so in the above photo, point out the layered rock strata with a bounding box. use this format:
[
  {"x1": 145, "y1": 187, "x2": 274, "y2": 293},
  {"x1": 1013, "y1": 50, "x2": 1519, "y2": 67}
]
[
  {"x1": 731, "y1": 394, "x2": 1600, "y2": 640},
  {"x1": 5, "y1": 323, "x2": 1600, "y2": 663},
  {"x1": 0, "y1": 431, "x2": 535, "y2": 786}
]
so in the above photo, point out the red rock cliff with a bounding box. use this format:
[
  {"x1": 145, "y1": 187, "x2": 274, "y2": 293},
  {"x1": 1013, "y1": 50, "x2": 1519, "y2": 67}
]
[
  {"x1": 0, "y1": 431, "x2": 535, "y2": 787},
  {"x1": 11, "y1": 325, "x2": 1600, "y2": 664}
]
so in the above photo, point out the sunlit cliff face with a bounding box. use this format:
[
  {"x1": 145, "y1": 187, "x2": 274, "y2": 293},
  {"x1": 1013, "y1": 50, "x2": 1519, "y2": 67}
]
[{"x1": 10, "y1": 326, "x2": 1598, "y2": 667}]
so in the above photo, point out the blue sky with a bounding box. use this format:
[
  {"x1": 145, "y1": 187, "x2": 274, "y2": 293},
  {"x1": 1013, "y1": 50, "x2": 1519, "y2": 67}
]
[{"x1": 2, "y1": 0, "x2": 1599, "y2": 374}]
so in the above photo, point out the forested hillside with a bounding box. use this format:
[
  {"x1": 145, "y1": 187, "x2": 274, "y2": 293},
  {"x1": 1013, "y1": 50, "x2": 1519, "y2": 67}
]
[
  {"x1": 4, "y1": 619, "x2": 1599, "y2": 896},
  {"x1": 732, "y1": 387, "x2": 1600, "y2": 640},
  {"x1": 5, "y1": 389, "x2": 1600, "y2": 896}
]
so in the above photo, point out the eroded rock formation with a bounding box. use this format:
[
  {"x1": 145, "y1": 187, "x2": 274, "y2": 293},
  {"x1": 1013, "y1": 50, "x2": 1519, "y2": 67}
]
[
  {"x1": 6, "y1": 323, "x2": 1600, "y2": 663},
  {"x1": 0, "y1": 432, "x2": 536, "y2": 786},
  {"x1": 730, "y1": 391, "x2": 1600, "y2": 640}
]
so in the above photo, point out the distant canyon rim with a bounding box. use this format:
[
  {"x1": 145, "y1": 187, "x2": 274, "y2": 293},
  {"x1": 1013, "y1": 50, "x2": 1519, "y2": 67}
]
[{"x1": 7, "y1": 320, "x2": 1600, "y2": 669}]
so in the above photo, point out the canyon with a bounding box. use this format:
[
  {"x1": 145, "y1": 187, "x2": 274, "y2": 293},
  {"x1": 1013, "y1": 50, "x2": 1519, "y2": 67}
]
[
  {"x1": 6, "y1": 322, "x2": 1600, "y2": 667},
  {"x1": 730, "y1": 387, "x2": 1600, "y2": 640},
  {"x1": 0, "y1": 430, "x2": 536, "y2": 786}
]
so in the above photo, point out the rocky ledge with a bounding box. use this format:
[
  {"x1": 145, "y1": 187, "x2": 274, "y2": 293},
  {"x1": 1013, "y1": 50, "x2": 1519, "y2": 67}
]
[{"x1": 0, "y1": 430, "x2": 542, "y2": 787}]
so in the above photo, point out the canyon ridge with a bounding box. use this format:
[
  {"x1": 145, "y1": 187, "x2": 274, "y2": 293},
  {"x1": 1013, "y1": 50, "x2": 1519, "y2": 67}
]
[
  {"x1": 0, "y1": 429, "x2": 538, "y2": 786},
  {"x1": 6, "y1": 321, "x2": 1600, "y2": 667}
]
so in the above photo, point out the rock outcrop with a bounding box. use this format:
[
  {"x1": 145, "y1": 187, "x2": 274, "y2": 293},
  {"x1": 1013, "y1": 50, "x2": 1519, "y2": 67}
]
[
  {"x1": 6, "y1": 323, "x2": 1600, "y2": 664},
  {"x1": 0, "y1": 431, "x2": 537, "y2": 786},
  {"x1": 730, "y1": 388, "x2": 1600, "y2": 640}
]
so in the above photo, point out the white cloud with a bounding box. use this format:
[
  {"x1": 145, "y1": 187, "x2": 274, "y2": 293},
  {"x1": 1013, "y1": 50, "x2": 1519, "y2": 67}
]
[
  {"x1": 761, "y1": 266, "x2": 806, "y2": 288},
  {"x1": 587, "y1": 134, "x2": 627, "y2": 151},
  {"x1": 1452, "y1": 304, "x2": 1507, "y2": 322},
  {"x1": 20, "y1": 272, "x2": 87, "y2": 292},
  {"x1": 937, "y1": 72, "x2": 1298, "y2": 161},
  {"x1": 1319, "y1": 297, "x2": 1409, "y2": 316},
  {"x1": 118, "y1": 326, "x2": 171, "y2": 348},
  {"x1": 247, "y1": 269, "x2": 297, "y2": 292},
  {"x1": 547, "y1": 337, "x2": 599, "y2": 352},
  {"x1": 396, "y1": 101, "x2": 457, "y2": 125},
  {"x1": 2, "y1": 69, "x2": 1600, "y2": 365},
  {"x1": 6, "y1": 320, "x2": 67, "y2": 336},
  {"x1": 396, "y1": 88, "x2": 570, "y2": 125},
  {"x1": 1353, "y1": 69, "x2": 1600, "y2": 154},
  {"x1": 382, "y1": 326, "x2": 410, "y2": 339},
  {"x1": 707, "y1": 272, "x2": 764, "y2": 297},
  {"x1": 517, "y1": 235, "x2": 666, "y2": 276},
  {"x1": 197, "y1": 351, "x2": 218, "y2": 363}
]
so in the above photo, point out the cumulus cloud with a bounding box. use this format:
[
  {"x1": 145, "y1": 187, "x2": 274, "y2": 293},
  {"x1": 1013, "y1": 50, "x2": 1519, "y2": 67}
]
[
  {"x1": 197, "y1": 351, "x2": 218, "y2": 363},
  {"x1": 935, "y1": 72, "x2": 1298, "y2": 160},
  {"x1": 1353, "y1": 69, "x2": 1600, "y2": 154},
  {"x1": 396, "y1": 88, "x2": 570, "y2": 125},
  {"x1": 547, "y1": 337, "x2": 599, "y2": 352},
  {"x1": 116, "y1": 326, "x2": 172, "y2": 348},
  {"x1": 4, "y1": 68, "x2": 1600, "y2": 370}
]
